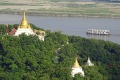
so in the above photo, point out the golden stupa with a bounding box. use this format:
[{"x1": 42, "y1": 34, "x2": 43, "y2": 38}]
[
  {"x1": 20, "y1": 10, "x2": 30, "y2": 28},
  {"x1": 72, "y1": 57, "x2": 81, "y2": 68}
]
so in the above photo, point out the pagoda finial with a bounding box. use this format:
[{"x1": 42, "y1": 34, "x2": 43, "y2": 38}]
[
  {"x1": 72, "y1": 57, "x2": 81, "y2": 68},
  {"x1": 23, "y1": 10, "x2": 26, "y2": 20},
  {"x1": 20, "y1": 10, "x2": 29, "y2": 28}
]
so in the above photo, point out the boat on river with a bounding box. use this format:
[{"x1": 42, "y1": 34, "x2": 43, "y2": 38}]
[{"x1": 86, "y1": 29, "x2": 110, "y2": 35}]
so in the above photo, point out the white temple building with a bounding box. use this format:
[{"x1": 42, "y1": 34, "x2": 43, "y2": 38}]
[
  {"x1": 14, "y1": 10, "x2": 45, "y2": 41},
  {"x1": 71, "y1": 57, "x2": 85, "y2": 77},
  {"x1": 86, "y1": 57, "x2": 94, "y2": 66}
]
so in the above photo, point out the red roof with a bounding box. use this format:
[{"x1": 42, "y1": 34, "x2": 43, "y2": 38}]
[{"x1": 8, "y1": 28, "x2": 17, "y2": 35}]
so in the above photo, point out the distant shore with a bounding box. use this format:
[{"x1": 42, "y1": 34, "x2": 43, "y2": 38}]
[
  {"x1": 0, "y1": 1, "x2": 120, "y2": 19},
  {"x1": 0, "y1": 10, "x2": 120, "y2": 19}
]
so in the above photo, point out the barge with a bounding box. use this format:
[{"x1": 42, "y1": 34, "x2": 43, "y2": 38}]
[{"x1": 86, "y1": 29, "x2": 110, "y2": 35}]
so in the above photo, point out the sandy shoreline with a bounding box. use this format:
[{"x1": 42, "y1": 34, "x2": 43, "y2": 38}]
[{"x1": 0, "y1": 11, "x2": 120, "y2": 19}]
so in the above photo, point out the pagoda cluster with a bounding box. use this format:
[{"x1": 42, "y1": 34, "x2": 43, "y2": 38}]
[{"x1": 71, "y1": 57, "x2": 94, "y2": 77}]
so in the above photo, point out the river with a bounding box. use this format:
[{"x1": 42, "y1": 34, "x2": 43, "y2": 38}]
[{"x1": 0, "y1": 14, "x2": 120, "y2": 44}]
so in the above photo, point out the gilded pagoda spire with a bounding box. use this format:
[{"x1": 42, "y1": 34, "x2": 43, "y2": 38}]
[
  {"x1": 72, "y1": 57, "x2": 81, "y2": 68},
  {"x1": 20, "y1": 10, "x2": 29, "y2": 28}
]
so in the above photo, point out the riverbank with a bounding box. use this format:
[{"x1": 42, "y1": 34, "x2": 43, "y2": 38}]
[
  {"x1": 0, "y1": 1, "x2": 120, "y2": 18},
  {"x1": 0, "y1": 8, "x2": 120, "y2": 19}
]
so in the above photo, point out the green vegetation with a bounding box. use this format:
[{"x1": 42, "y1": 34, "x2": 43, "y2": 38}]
[{"x1": 0, "y1": 24, "x2": 120, "y2": 80}]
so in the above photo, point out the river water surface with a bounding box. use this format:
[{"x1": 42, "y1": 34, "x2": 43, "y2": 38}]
[{"x1": 0, "y1": 14, "x2": 120, "y2": 44}]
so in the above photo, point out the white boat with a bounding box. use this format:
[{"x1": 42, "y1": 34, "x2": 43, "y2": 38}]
[{"x1": 86, "y1": 29, "x2": 110, "y2": 35}]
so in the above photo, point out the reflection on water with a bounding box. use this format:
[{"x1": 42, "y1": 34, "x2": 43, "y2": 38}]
[{"x1": 86, "y1": 34, "x2": 110, "y2": 41}]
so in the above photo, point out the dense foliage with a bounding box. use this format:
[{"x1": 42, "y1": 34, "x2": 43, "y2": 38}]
[{"x1": 0, "y1": 24, "x2": 120, "y2": 80}]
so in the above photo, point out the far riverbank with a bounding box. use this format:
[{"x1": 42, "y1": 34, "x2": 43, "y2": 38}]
[
  {"x1": 0, "y1": 12, "x2": 120, "y2": 19},
  {"x1": 0, "y1": 1, "x2": 120, "y2": 18},
  {"x1": 0, "y1": 9, "x2": 120, "y2": 19}
]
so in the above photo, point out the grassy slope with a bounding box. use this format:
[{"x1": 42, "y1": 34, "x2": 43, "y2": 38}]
[{"x1": 0, "y1": 0, "x2": 120, "y2": 18}]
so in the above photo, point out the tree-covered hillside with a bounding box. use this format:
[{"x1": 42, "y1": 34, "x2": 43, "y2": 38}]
[{"x1": 0, "y1": 24, "x2": 120, "y2": 80}]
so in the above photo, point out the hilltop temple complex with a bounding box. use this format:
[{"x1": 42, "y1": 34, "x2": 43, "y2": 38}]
[
  {"x1": 71, "y1": 57, "x2": 85, "y2": 77},
  {"x1": 3, "y1": 10, "x2": 97, "y2": 79},
  {"x1": 8, "y1": 10, "x2": 45, "y2": 41}
]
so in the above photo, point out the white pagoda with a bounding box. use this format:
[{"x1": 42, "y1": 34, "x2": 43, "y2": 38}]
[
  {"x1": 14, "y1": 10, "x2": 45, "y2": 41},
  {"x1": 14, "y1": 10, "x2": 35, "y2": 36},
  {"x1": 86, "y1": 57, "x2": 94, "y2": 66},
  {"x1": 71, "y1": 57, "x2": 85, "y2": 77}
]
